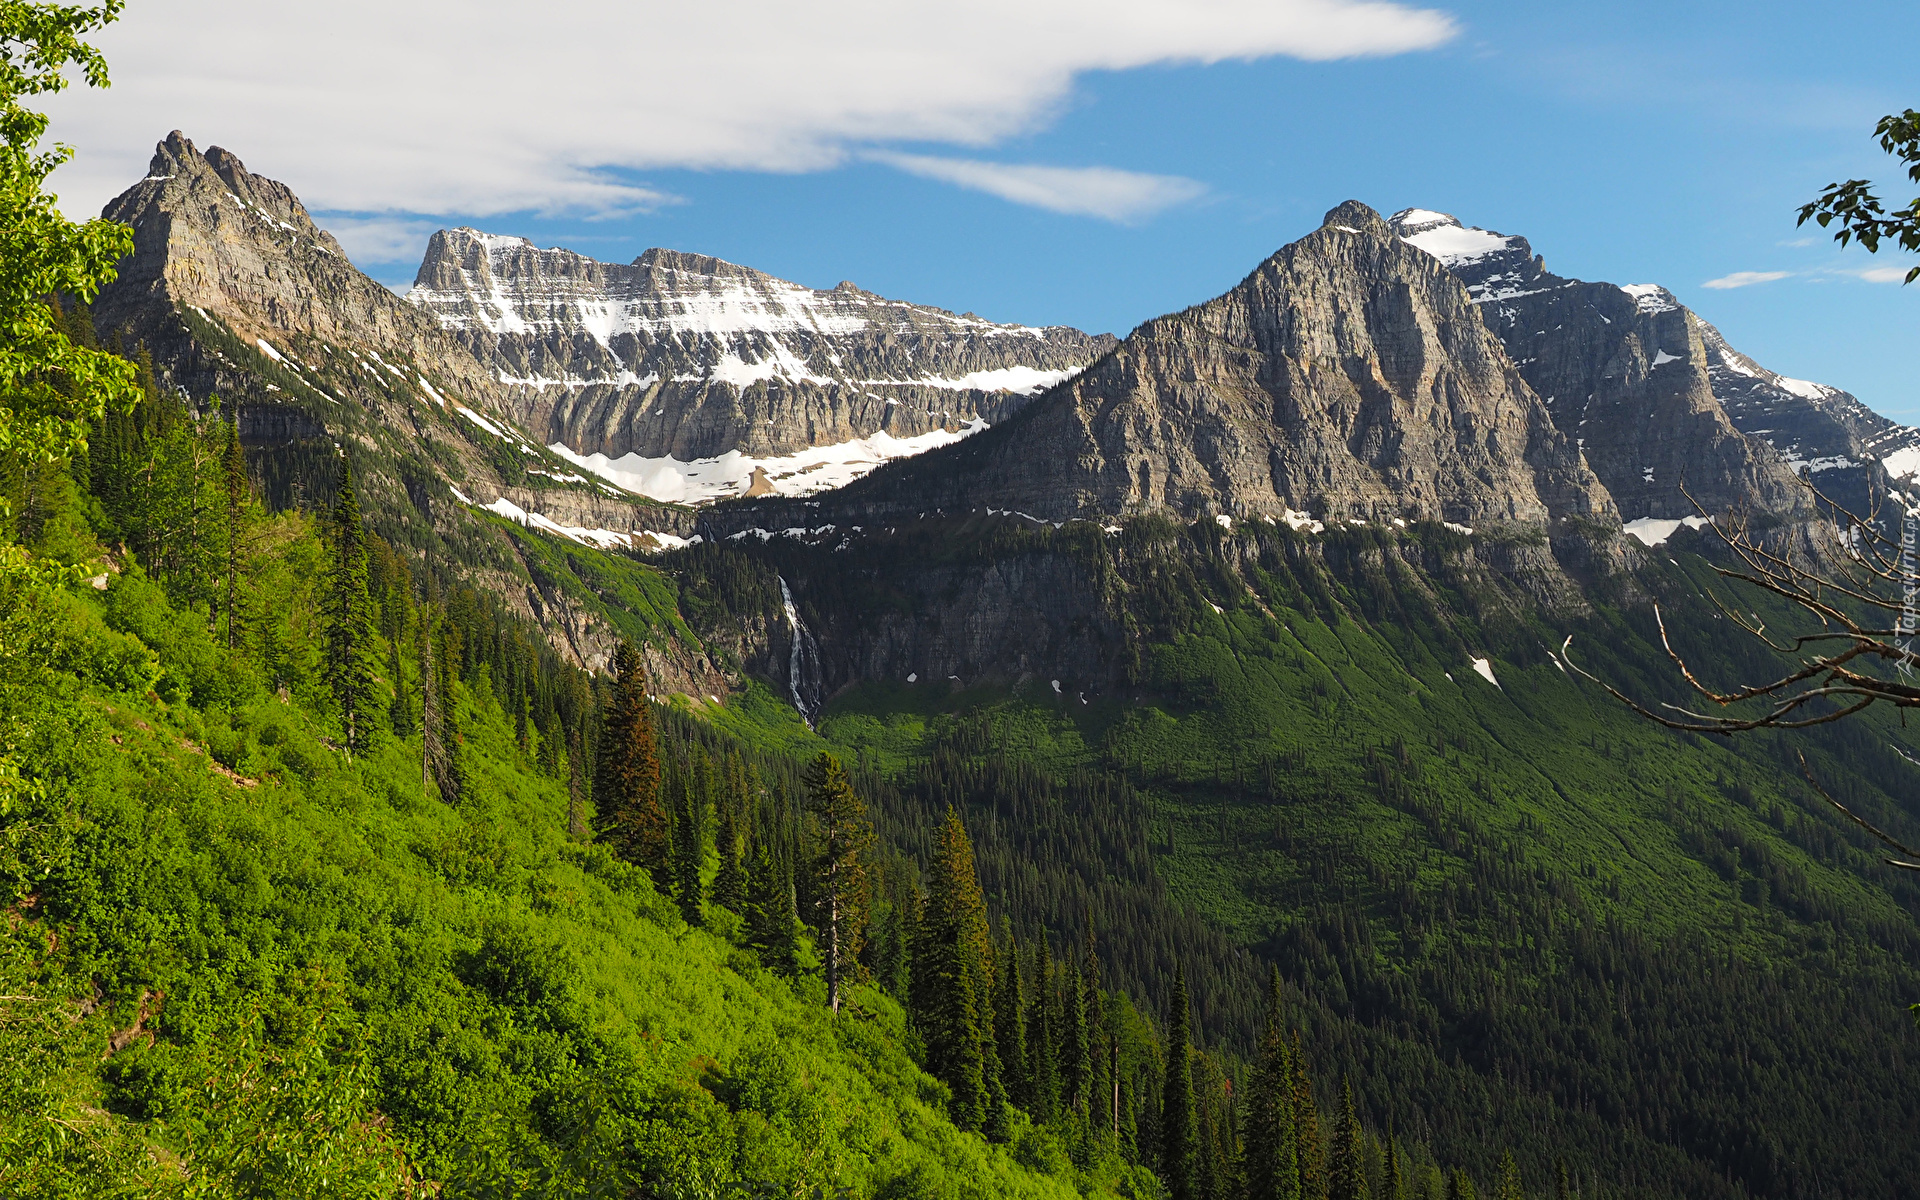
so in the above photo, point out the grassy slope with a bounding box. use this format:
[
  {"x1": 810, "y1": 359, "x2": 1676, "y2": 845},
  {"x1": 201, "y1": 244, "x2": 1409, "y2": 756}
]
[{"x1": 2, "y1": 542, "x2": 1109, "y2": 1198}]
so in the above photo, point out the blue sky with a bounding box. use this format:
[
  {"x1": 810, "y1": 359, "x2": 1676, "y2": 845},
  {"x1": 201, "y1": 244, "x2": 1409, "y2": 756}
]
[{"x1": 51, "y1": 0, "x2": 1920, "y2": 419}]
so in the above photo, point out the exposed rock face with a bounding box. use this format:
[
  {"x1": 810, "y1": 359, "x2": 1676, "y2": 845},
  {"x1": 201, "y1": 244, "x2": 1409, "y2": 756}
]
[
  {"x1": 707, "y1": 202, "x2": 1615, "y2": 533},
  {"x1": 90, "y1": 133, "x2": 686, "y2": 532},
  {"x1": 1699, "y1": 321, "x2": 1920, "y2": 507},
  {"x1": 1389, "y1": 208, "x2": 1813, "y2": 522},
  {"x1": 406, "y1": 229, "x2": 1115, "y2": 464},
  {"x1": 88, "y1": 133, "x2": 709, "y2": 684}
]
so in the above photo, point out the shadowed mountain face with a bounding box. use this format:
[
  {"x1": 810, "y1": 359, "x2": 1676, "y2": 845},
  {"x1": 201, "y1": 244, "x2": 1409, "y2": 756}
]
[
  {"x1": 1388, "y1": 208, "x2": 1833, "y2": 523},
  {"x1": 406, "y1": 228, "x2": 1115, "y2": 465},
  {"x1": 704, "y1": 201, "x2": 1617, "y2": 534}
]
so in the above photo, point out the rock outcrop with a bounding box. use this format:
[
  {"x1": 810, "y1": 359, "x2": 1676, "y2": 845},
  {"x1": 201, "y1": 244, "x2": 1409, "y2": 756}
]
[
  {"x1": 1389, "y1": 208, "x2": 1815, "y2": 523},
  {"x1": 407, "y1": 228, "x2": 1115, "y2": 468},
  {"x1": 706, "y1": 202, "x2": 1616, "y2": 533}
]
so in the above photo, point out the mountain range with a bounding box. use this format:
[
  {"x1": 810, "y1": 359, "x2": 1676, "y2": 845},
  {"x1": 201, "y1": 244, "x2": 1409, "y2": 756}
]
[{"x1": 69, "y1": 131, "x2": 1920, "y2": 1196}]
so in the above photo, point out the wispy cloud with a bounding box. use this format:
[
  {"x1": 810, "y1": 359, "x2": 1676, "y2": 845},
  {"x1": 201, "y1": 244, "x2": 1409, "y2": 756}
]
[
  {"x1": 46, "y1": 0, "x2": 1457, "y2": 218},
  {"x1": 1702, "y1": 270, "x2": 1792, "y2": 290},
  {"x1": 872, "y1": 154, "x2": 1207, "y2": 223},
  {"x1": 315, "y1": 216, "x2": 442, "y2": 266},
  {"x1": 1842, "y1": 265, "x2": 1917, "y2": 284}
]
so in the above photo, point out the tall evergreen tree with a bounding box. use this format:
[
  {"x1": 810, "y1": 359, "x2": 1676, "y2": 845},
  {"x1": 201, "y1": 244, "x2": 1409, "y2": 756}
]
[
  {"x1": 595, "y1": 640, "x2": 666, "y2": 885},
  {"x1": 1244, "y1": 968, "x2": 1300, "y2": 1200},
  {"x1": 910, "y1": 808, "x2": 994, "y2": 1130},
  {"x1": 1384, "y1": 1133, "x2": 1406, "y2": 1200},
  {"x1": 1552, "y1": 1159, "x2": 1572, "y2": 1200},
  {"x1": 712, "y1": 785, "x2": 748, "y2": 914},
  {"x1": 321, "y1": 455, "x2": 381, "y2": 758},
  {"x1": 1063, "y1": 962, "x2": 1089, "y2": 1114},
  {"x1": 1446, "y1": 1170, "x2": 1478, "y2": 1200},
  {"x1": 1329, "y1": 1078, "x2": 1368, "y2": 1200},
  {"x1": 745, "y1": 840, "x2": 799, "y2": 974},
  {"x1": 1161, "y1": 963, "x2": 1195, "y2": 1200},
  {"x1": 672, "y1": 758, "x2": 706, "y2": 924},
  {"x1": 1028, "y1": 942, "x2": 1060, "y2": 1124},
  {"x1": 565, "y1": 722, "x2": 587, "y2": 840},
  {"x1": 219, "y1": 412, "x2": 247, "y2": 648},
  {"x1": 805, "y1": 752, "x2": 872, "y2": 1013},
  {"x1": 1493, "y1": 1152, "x2": 1522, "y2": 1200},
  {"x1": 1291, "y1": 1031, "x2": 1325, "y2": 1200},
  {"x1": 994, "y1": 932, "x2": 1029, "y2": 1113},
  {"x1": 1085, "y1": 927, "x2": 1111, "y2": 1139}
]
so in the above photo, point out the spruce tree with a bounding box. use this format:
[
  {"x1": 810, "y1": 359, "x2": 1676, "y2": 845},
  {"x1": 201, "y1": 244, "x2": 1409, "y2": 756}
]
[
  {"x1": 595, "y1": 640, "x2": 667, "y2": 886},
  {"x1": 1384, "y1": 1133, "x2": 1406, "y2": 1200},
  {"x1": 672, "y1": 761, "x2": 705, "y2": 925},
  {"x1": 1447, "y1": 1169, "x2": 1478, "y2": 1200},
  {"x1": 321, "y1": 456, "x2": 381, "y2": 758},
  {"x1": 219, "y1": 413, "x2": 247, "y2": 648},
  {"x1": 1553, "y1": 1159, "x2": 1572, "y2": 1200},
  {"x1": 1084, "y1": 927, "x2": 1111, "y2": 1138},
  {"x1": 1161, "y1": 962, "x2": 1195, "y2": 1200},
  {"x1": 910, "y1": 808, "x2": 994, "y2": 1130},
  {"x1": 1063, "y1": 962, "x2": 1089, "y2": 1114},
  {"x1": 1244, "y1": 968, "x2": 1299, "y2": 1200},
  {"x1": 1329, "y1": 1078, "x2": 1368, "y2": 1200},
  {"x1": 712, "y1": 788, "x2": 747, "y2": 914},
  {"x1": 1291, "y1": 1031, "x2": 1325, "y2": 1200},
  {"x1": 1028, "y1": 943, "x2": 1060, "y2": 1124},
  {"x1": 995, "y1": 932, "x2": 1029, "y2": 1113},
  {"x1": 1493, "y1": 1152, "x2": 1522, "y2": 1200},
  {"x1": 745, "y1": 839, "x2": 799, "y2": 973},
  {"x1": 805, "y1": 752, "x2": 872, "y2": 1013}
]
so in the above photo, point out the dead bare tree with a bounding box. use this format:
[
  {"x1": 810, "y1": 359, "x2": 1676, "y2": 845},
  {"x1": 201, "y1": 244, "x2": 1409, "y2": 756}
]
[{"x1": 1565, "y1": 476, "x2": 1920, "y2": 870}]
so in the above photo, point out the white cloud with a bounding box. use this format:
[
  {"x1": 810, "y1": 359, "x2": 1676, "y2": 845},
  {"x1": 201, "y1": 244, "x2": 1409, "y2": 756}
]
[
  {"x1": 315, "y1": 216, "x2": 443, "y2": 266},
  {"x1": 1701, "y1": 271, "x2": 1791, "y2": 289},
  {"x1": 42, "y1": 0, "x2": 1456, "y2": 219},
  {"x1": 1847, "y1": 265, "x2": 1915, "y2": 284},
  {"x1": 872, "y1": 153, "x2": 1207, "y2": 222}
]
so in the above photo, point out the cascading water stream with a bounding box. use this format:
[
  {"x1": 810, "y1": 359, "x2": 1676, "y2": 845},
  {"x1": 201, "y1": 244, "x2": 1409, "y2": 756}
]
[{"x1": 778, "y1": 574, "x2": 824, "y2": 727}]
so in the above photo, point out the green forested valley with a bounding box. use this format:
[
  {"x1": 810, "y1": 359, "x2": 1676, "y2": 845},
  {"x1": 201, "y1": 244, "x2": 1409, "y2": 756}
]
[
  {"x1": 6, "y1": 9, "x2": 1920, "y2": 1196},
  {"x1": 5, "y1": 316, "x2": 1920, "y2": 1197}
]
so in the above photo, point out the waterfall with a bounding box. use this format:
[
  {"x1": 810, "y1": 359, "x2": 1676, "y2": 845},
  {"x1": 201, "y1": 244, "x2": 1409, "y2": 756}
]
[{"x1": 778, "y1": 574, "x2": 823, "y2": 726}]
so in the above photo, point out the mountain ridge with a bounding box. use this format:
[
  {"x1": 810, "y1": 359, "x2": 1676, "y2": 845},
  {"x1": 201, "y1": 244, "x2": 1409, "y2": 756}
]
[{"x1": 406, "y1": 225, "x2": 1116, "y2": 502}]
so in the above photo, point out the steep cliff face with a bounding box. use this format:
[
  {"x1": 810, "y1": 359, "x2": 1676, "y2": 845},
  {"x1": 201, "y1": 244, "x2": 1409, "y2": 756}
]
[
  {"x1": 705, "y1": 201, "x2": 1615, "y2": 534},
  {"x1": 86, "y1": 133, "x2": 729, "y2": 687},
  {"x1": 1389, "y1": 209, "x2": 1815, "y2": 523},
  {"x1": 406, "y1": 229, "x2": 1115, "y2": 501},
  {"x1": 89, "y1": 134, "x2": 686, "y2": 533},
  {"x1": 1698, "y1": 321, "x2": 1920, "y2": 504}
]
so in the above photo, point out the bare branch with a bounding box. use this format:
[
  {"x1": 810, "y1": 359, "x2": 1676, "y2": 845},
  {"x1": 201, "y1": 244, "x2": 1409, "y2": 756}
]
[{"x1": 1797, "y1": 752, "x2": 1920, "y2": 871}]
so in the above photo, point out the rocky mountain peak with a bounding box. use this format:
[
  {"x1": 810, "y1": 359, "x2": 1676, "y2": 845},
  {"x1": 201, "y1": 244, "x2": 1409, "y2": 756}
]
[
  {"x1": 1320, "y1": 199, "x2": 1393, "y2": 235},
  {"x1": 1390, "y1": 205, "x2": 1812, "y2": 523},
  {"x1": 707, "y1": 202, "x2": 1616, "y2": 535}
]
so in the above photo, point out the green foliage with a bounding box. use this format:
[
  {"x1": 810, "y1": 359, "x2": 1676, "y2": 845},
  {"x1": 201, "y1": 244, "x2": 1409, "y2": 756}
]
[
  {"x1": 323, "y1": 457, "x2": 383, "y2": 756},
  {"x1": 0, "y1": 0, "x2": 139, "y2": 466},
  {"x1": 1798, "y1": 108, "x2": 1920, "y2": 282},
  {"x1": 596, "y1": 639, "x2": 666, "y2": 884}
]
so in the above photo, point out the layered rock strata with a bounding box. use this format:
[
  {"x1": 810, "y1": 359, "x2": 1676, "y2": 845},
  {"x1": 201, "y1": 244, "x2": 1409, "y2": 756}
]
[{"x1": 406, "y1": 229, "x2": 1115, "y2": 463}]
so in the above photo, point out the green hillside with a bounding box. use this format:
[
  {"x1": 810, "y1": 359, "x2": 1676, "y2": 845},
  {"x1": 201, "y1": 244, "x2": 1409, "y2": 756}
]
[{"x1": 688, "y1": 514, "x2": 1920, "y2": 1196}]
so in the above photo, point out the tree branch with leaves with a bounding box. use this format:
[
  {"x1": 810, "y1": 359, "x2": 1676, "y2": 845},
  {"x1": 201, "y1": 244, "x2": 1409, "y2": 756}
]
[{"x1": 1798, "y1": 108, "x2": 1920, "y2": 283}]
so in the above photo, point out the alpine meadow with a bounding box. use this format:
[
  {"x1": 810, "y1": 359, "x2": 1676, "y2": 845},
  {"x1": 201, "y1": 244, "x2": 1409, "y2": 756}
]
[{"x1": 5, "y1": 2, "x2": 1920, "y2": 1198}]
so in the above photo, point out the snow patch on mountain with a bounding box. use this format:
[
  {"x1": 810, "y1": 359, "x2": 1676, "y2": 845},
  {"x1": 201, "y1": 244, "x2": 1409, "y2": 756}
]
[
  {"x1": 1392, "y1": 208, "x2": 1519, "y2": 266},
  {"x1": 549, "y1": 420, "x2": 991, "y2": 506},
  {"x1": 1624, "y1": 515, "x2": 1710, "y2": 546},
  {"x1": 1619, "y1": 284, "x2": 1678, "y2": 314}
]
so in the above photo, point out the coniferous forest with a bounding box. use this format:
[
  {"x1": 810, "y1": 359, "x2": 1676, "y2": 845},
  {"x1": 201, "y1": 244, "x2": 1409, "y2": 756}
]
[{"x1": 7, "y1": 7, "x2": 1920, "y2": 1198}]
